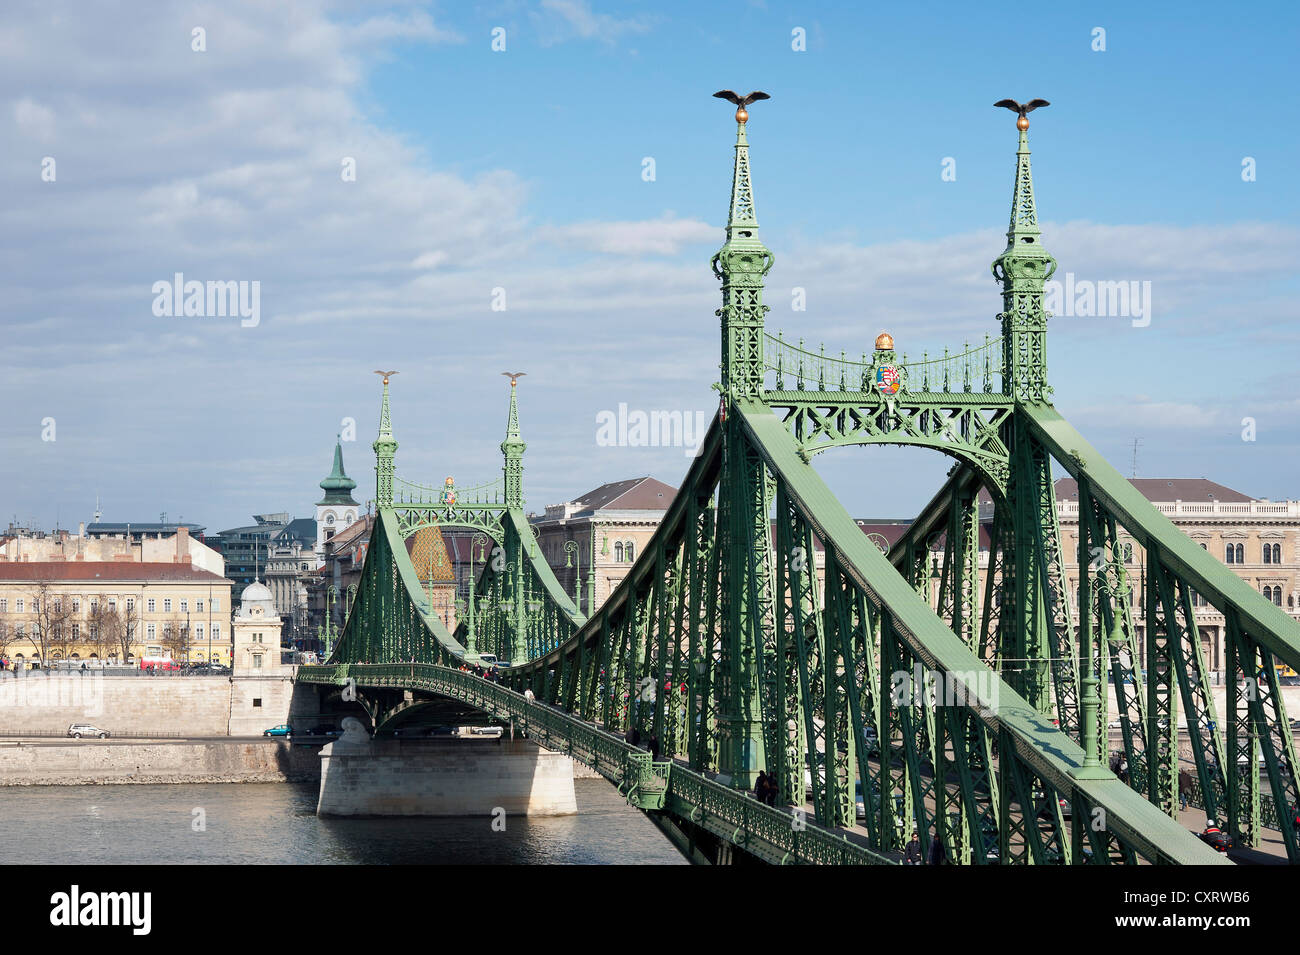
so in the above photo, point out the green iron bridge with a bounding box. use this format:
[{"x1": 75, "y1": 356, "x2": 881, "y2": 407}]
[{"x1": 298, "y1": 98, "x2": 1300, "y2": 866}]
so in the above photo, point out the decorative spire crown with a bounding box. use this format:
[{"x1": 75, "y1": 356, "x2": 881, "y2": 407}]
[{"x1": 318, "y1": 437, "x2": 359, "y2": 506}]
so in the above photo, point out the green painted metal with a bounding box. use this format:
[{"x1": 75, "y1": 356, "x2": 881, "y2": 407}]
[{"x1": 302, "y1": 101, "x2": 1299, "y2": 865}]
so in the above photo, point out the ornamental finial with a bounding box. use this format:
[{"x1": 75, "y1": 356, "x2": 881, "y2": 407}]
[
  {"x1": 713, "y1": 89, "x2": 770, "y2": 124},
  {"x1": 994, "y1": 98, "x2": 1050, "y2": 130}
]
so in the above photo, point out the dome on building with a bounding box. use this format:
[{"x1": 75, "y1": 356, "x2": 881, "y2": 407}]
[
  {"x1": 238, "y1": 580, "x2": 276, "y2": 618},
  {"x1": 874, "y1": 332, "x2": 894, "y2": 351},
  {"x1": 241, "y1": 581, "x2": 272, "y2": 602}
]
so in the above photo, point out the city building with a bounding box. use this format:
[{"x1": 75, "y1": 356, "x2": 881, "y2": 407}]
[
  {"x1": 231, "y1": 580, "x2": 288, "y2": 676},
  {"x1": 315, "y1": 439, "x2": 361, "y2": 567},
  {"x1": 0, "y1": 561, "x2": 233, "y2": 667},
  {"x1": 531, "y1": 477, "x2": 677, "y2": 613},
  {"x1": 311, "y1": 513, "x2": 373, "y2": 654},
  {"x1": 84, "y1": 520, "x2": 207, "y2": 542},
  {"x1": 1056, "y1": 478, "x2": 1300, "y2": 677},
  {"x1": 0, "y1": 524, "x2": 224, "y2": 576},
  {"x1": 209, "y1": 513, "x2": 316, "y2": 612}
]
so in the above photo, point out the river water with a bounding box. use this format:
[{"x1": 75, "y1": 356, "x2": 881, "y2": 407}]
[{"x1": 0, "y1": 779, "x2": 685, "y2": 865}]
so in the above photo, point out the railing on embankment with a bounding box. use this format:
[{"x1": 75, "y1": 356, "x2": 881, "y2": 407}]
[{"x1": 296, "y1": 663, "x2": 892, "y2": 866}]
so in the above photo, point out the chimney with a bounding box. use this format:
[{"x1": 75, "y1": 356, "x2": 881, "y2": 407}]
[{"x1": 177, "y1": 525, "x2": 191, "y2": 564}]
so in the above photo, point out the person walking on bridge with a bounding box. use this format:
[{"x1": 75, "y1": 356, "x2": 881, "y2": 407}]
[{"x1": 904, "y1": 832, "x2": 922, "y2": 865}]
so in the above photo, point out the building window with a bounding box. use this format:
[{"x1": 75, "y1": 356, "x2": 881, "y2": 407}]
[
  {"x1": 72, "y1": 623, "x2": 79, "y2": 640},
  {"x1": 195, "y1": 624, "x2": 204, "y2": 639},
  {"x1": 126, "y1": 598, "x2": 134, "y2": 612},
  {"x1": 253, "y1": 698, "x2": 262, "y2": 707},
  {"x1": 212, "y1": 598, "x2": 220, "y2": 612},
  {"x1": 1264, "y1": 545, "x2": 1272, "y2": 564},
  {"x1": 253, "y1": 655, "x2": 263, "y2": 669},
  {"x1": 1122, "y1": 543, "x2": 1133, "y2": 563},
  {"x1": 180, "y1": 599, "x2": 188, "y2": 612},
  {"x1": 52, "y1": 598, "x2": 62, "y2": 613},
  {"x1": 16, "y1": 599, "x2": 23, "y2": 613},
  {"x1": 196, "y1": 599, "x2": 203, "y2": 612},
  {"x1": 1273, "y1": 588, "x2": 1283, "y2": 607},
  {"x1": 1271, "y1": 543, "x2": 1282, "y2": 563},
  {"x1": 614, "y1": 542, "x2": 624, "y2": 562},
  {"x1": 1225, "y1": 545, "x2": 1235, "y2": 564},
  {"x1": 0, "y1": 599, "x2": 6, "y2": 613},
  {"x1": 147, "y1": 598, "x2": 156, "y2": 613},
  {"x1": 625, "y1": 541, "x2": 635, "y2": 562},
  {"x1": 108, "y1": 598, "x2": 117, "y2": 612},
  {"x1": 89, "y1": 598, "x2": 98, "y2": 613},
  {"x1": 212, "y1": 624, "x2": 220, "y2": 640},
  {"x1": 146, "y1": 624, "x2": 156, "y2": 639},
  {"x1": 1236, "y1": 543, "x2": 1244, "y2": 564},
  {"x1": 71, "y1": 598, "x2": 80, "y2": 612},
  {"x1": 163, "y1": 599, "x2": 172, "y2": 613}
]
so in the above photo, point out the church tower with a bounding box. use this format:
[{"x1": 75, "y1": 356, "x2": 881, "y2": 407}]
[{"x1": 315, "y1": 437, "x2": 359, "y2": 567}]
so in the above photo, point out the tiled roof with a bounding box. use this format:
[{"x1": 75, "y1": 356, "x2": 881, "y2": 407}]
[
  {"x1": 1054, "y1": 477, "x2": 1253, "y2": 504},
  {"x1": 0, "y1": 562, "x2": 230, "y2": 584},
  {"x1": 575, "y1": 477, "x2": 677, "y2": 511}
]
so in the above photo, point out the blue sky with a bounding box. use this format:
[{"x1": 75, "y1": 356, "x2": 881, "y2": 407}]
[{"x1": 1, "y1": 0, "x2": 1297, "y2": 533}]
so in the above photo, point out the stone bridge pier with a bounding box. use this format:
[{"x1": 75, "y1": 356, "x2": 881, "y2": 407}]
[{"x1": 316, "y1": 718, "x2": 577, "y2": 817}]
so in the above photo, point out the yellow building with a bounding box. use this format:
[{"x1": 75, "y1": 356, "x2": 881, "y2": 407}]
[{"x1": 0, "y1": 561, "x2": 233, "y2": 668}]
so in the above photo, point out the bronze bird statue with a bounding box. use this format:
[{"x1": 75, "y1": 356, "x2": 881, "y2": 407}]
[
  {"x1": 994, "y1": 98, "x2": 1050, "y2": 130},
  {"x1": 502, "y1": 372, "x2": 526, "y2": 386},
  {"x1": 373, "y1": 369, "x2": 399, "y2": 384},
  {"x1": 713, "y1": 89, "x2": 770, "y2": 123}
]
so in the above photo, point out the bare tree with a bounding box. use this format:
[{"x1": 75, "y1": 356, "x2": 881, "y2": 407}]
[
  {"x1": 112, "y1": 600, "x2": 141, "y2": 663},
  {"x1": 86, "y1": 601, "x2": 119, "y2": 663},
  {"x1": 161, "y1": 617, "x2": 188, "y2": 662},
  {"x1": 28, "y1": 582, "x2": 75, "y2": 666}
]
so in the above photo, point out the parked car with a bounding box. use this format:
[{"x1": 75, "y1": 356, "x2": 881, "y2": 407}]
[
  {"x1": 310, "y1": 724, "x2": 340, "y2": 737},
  {"x1": 263, "y1": 724, "x2": 292, "y2": 737},
  {"x1": 67, "y1": 723, "x2": 110, "y2": 739}
]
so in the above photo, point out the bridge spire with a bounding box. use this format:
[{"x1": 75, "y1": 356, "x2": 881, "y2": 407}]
[
  {"x1": 500, "y1": 373, "x2": 526, "y2": 510},
  {"x1": 372, "y1": 371, "x2": 399, "y2": 509},
  {"x1": 711, "y1": 90, "x2": 773, "y2": 403},
  {"x1": 990, "y1": 101, "x2": 1055, "y2": 404}
]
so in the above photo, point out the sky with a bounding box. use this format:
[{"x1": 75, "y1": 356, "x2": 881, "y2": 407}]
[{"x1": 1, "y1": 0, "x2": 1297, "y2": 534}]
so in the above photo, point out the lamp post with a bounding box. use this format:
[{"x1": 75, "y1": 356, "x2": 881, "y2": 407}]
[
  {"x1": 564, "y1": 540, "x2": 581, "y2": 613},
  {"x1": 467, "y1": 533, "x2": 489, "y2": 654}
]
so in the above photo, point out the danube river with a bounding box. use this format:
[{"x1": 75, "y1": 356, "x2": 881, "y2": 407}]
[{"x1": 0, "y1": 779, "x2": 685, "y2": 864}]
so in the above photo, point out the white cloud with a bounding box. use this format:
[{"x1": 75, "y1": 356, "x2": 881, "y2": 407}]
[{"x1": 533, "y1": 0, "x2": 652, "y2": 45}]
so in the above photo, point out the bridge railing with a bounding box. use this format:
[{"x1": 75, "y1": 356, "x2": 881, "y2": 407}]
[{"x1": 296, "y1": 663, "x2": 893, "y2": 865}]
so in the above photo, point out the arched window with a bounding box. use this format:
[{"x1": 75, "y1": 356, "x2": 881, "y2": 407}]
[
  {"x1": 1225, "y1": 544, "x2": 1235, "y2": 564},
  {"x1": 1262, "y1": 586, "x2": 1273, "y2": 603},
  {"x1": 1236, "y1": 543, "x2": 1244, "y2": 564},
  {"x1": 1123, "y1": 542, "x2": 1133, "y2": 563},
  {"x1": 614, "y1": 542, "x2": 624, "y2": 562},
  {"x1": 1272, "y1": 543, "x2": 1282, "y2": 563},
  {"x1": 1264, "y1": 544, "x2": 1273, "y2": 564},
  {"x1": 1274, "y1": 588, "x2": 1283, "y2": 607},
  {"x1": 625, "y1": 541, "x2": 635, "y2": 563}
]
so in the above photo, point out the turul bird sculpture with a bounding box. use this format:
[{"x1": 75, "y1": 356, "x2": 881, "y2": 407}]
[
  {"x1": 713, "y1": 89, "x2": 770, "y2": 123},
  {"x1": 373, "y1": 369, "x2": 399, "y2": 384},
  {"x1": 994, "y1": 98, "x2": 1050, "y2": 129},
  {"x1": 502, "y1": 372, "x2": 526, "y2": 386}
]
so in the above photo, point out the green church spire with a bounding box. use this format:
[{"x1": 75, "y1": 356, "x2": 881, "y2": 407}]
[
  {"x1": 711, "y1": 91, "x2": 773, "y2": 403},
  {"x1": 373, "y1": 371, "x2": 399, "y2": 508},
  {"x1": 500, "y1": 373, "x2": 526, "y2": 510},
  {"x1": 318, "y1": 437, "x2": 359, "y2": 506},
  {"x1": 991, "y1": 100, "x2": 1055, "y2": 403}
]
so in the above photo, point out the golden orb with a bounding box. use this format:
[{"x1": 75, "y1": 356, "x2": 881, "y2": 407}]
[
  {"x1": 735, "y1": 106, "x2": 748, "y2": 124},
  {"x1": 875, "y1": 332, "x2": 894, "y2": 351},
  {"x1": 1016, "y1": 115, "x2": 1030, "y2": 131}
]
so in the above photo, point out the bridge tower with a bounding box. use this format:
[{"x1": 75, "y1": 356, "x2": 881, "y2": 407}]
[
  {"x1": 990, "y1": 108, "x2": 1087, "y2": 751},
  {"x1": 501, "y1": 376, "x2": 528, "y2": 664},
  {"x1": 710, "y1": 97, "x2": 776, "y2": 787},
  {"x1": 373, "y1": 372, "x2": 398, "y2": 509}
]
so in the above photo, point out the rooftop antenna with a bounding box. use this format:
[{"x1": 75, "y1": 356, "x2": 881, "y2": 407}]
[{"x1": 1130, "y1": 438, "x2": 1142, "y2": 479}]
